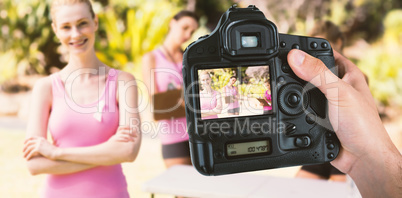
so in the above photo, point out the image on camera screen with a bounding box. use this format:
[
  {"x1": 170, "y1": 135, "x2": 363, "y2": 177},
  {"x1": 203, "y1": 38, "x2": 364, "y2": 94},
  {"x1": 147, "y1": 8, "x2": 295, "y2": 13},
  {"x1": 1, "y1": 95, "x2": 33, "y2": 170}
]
[{"x1": 198, "y1": 65, "x2": 272, "y2": 120}]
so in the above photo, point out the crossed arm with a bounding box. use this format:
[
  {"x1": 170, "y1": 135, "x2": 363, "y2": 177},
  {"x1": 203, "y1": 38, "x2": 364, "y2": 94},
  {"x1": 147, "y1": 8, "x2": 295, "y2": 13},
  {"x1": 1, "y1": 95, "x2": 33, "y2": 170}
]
[
  {"x1": 24, "y1": 72, "x2": 141, "y2": 175},
  {"x1": 200, "y1": 92, "x2": 223, "y2": 117}
]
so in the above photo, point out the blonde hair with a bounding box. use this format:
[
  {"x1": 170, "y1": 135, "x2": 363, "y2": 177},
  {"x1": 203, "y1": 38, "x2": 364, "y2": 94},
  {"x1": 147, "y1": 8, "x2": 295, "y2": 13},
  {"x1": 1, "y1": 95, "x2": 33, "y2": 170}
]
[
  {"x1": 51, "y1": 0, "x2": 95, "y2": 21},
  {"x1": 199, "y1": 71, "x2": 211, "y2": 78}
]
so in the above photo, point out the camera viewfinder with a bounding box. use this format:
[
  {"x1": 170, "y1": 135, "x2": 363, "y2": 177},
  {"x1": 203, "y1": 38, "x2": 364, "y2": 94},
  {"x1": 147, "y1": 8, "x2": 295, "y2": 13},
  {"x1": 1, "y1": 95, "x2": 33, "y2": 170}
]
[{"x1": 241, "y1": 33, "x2": 260, "y2": 48}]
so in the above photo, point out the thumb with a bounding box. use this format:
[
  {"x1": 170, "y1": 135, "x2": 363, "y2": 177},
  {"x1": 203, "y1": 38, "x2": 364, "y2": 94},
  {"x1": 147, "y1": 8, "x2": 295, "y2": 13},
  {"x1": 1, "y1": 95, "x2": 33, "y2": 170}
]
[{"x1": 287, "y1": 49, "x2": 341, "y2": 94}]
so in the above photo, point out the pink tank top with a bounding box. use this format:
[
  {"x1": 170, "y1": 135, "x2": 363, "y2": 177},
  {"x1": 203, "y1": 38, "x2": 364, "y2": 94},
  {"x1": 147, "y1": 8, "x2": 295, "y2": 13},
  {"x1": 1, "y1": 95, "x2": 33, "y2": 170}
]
[
  {"x1": 200, "y1": 90, "x2": 219, "y2": 119},
  {"x1": 153, "y1": 49, "x2": 188, "y2": 145},
  {"x1": 225, "y1": 85, "x2": 240, "y2": 109},
  {"x1": 264, "y1": 90, "x2": 272, "y2": 111},
  {"x1": 44, "y1": 69, "x2": 129, "y2": 198}
]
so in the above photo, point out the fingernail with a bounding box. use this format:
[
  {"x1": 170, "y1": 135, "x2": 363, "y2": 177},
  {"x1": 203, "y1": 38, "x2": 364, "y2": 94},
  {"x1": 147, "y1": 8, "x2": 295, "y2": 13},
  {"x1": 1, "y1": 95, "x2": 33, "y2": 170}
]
[{"x1": 291, "y1": 50, "x2": 306, "y2": 67}]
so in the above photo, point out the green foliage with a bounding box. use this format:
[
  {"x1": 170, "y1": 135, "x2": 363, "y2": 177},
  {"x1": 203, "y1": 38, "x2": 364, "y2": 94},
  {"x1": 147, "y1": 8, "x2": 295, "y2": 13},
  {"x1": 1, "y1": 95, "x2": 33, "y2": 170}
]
[
  {"x1": 0, "y1": 0, "x2": 182, "y2": 83},
  {"x1": 383, "y1": 10, "x2": 402, "y2": 45},
  {"x1": 0, "y1": 52, "x2": 18, "y2": 84},
  {"x1": 95, "y1": 0, "x2": 181, "y2": 75},
  {"x1": 357, "y1": 10, "x2": 402, "y2": 106},
  {"x1": 0, "y1": 0, "x2": 400, "y2": 109},
  {"x1": 0, "y1": 0, "x2": 54, "y2": 81}
]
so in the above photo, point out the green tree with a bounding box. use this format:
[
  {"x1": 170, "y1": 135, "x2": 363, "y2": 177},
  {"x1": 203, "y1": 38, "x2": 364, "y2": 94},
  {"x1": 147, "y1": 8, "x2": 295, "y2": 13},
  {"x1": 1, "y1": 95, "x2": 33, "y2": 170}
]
[
  {"x1": 357, "y1": 10, "x2": 402, "y2": 107},
  {"x1": 0, "y1": 0, "x2": 182, "y2": 83},
  {"x1": 95, "y1": 0, "x2": 181, "y2": 76},
  {"x1": 0, "y1": 0, "x2": 61, "y2": 83}
]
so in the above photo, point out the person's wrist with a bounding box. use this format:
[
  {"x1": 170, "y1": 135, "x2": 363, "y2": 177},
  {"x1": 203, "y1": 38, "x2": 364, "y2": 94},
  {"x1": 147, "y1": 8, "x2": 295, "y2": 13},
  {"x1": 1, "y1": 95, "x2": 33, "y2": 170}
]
[
  {"x1": 348, "y1": 127, "x2": 398, "y2": 174},
  {"x1": 51, "y1": 147, "x2": 63, "y2": 160},
  {"x1": 348, "y1": 140, "x2": 401, "y2": 198}
]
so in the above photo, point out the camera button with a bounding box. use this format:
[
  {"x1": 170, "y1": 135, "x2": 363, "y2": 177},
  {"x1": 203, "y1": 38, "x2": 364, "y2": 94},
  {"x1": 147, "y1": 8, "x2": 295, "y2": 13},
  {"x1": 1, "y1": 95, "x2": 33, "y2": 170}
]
[
  {"x1": 295, "y1": 136, "x2": 311, "y2": 148},
  {"x1": 240, "y1": 130, "x2": 251, "y2": 137},
  {"x1": 292, "y1": 44, "x2": 300, "y2": 49},
  {"x1": 327, "y1": 143, "x2": 335, "y2": 150},
  {"x1": 287, "y1": 93, "x2": 300, "y2": 106},
  {"x1": 306, "y1": 113, "x2": 316, "y2": 124},
  {"x1": 224, "y1": 131, "x2": 235, "y2": 139},
  {"x1": 209, "y1": 132, "x2": 221, "y2": 140},
  {"x1": 208, "y1": 46, "x2": 216, "y2": 53},
  {"x1": 327, "y1": 152, "x2": 335, "y2": 159},
  {"x1": 281, "y1": 65, "x2": 291, "y2": 73},
  {"x1": 278, "y1": 76, "x2": 286, "y2": 83},
  {"x1": 326, "y1": 132, "x2": 333, "y2": 138},
  {"x1": 280, "y1": 41, "x2": 286, "y2": 48},
  {"x1": 310, "y1": 42, "x2": 318, "y2": 49},
  {"x1": 214, "y1": 151, "x2": 223, "y2": 159},
  {"x1": 248, "y1": 5, "x2": 257, "y2": 9},
  {"x1": 196, "y1": 47, "x2": 204, "y2": 54},
  {"x1": 284, "y1": 122, "x2": 296, "y2": 136},
  {"x1": 278, "y1": 84, "x2": 308, "y2": 116},
  {"x1": 321, "y1": 42, "x2": 328, "y2": 48}
]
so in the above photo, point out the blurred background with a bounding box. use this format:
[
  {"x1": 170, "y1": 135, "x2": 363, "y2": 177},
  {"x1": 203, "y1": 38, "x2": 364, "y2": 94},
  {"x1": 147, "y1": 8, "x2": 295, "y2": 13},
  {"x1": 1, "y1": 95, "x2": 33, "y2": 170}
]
[{"x1": 0, "y1": 0, "x2": 401, "y2": 197}]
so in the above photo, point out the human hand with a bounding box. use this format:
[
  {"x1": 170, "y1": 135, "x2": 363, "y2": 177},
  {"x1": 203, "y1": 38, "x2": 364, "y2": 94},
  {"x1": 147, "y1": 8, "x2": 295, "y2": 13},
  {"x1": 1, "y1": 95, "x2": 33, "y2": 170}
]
[
  {"x1": 23, "y1": 136, "x2": 59, "y2": 160},
  {"x1": 109, "y1": 126, "x2": 138, "y2": 143},
  {"x1": 231, "y1": 97, "x2": 237, "y2": 103},
  {"x1": 287, "y1": 49, "x2": 397, "y2": 174}
]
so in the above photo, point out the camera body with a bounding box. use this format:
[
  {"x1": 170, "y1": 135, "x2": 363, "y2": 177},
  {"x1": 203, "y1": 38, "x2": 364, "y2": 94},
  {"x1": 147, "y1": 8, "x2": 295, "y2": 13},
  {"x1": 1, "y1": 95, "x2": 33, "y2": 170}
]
[{"x1": 182, "y1": 5, "x2": 340, "y2": 175}]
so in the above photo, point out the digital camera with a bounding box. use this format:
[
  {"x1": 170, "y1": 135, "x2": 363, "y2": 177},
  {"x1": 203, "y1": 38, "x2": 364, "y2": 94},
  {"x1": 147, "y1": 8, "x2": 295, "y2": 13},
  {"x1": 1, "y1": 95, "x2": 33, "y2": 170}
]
[{"x1": 182, "y1": 5, "x2": 340, "y2": 175}]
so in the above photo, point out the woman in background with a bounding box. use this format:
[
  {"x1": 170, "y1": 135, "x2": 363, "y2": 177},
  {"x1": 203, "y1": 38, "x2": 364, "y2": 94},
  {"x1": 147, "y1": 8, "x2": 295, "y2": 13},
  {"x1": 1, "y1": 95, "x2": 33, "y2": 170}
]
[
  {"x1": 262, "y1": 79, "x2": 272, "y2": 114},
  {"x1": 142, "y1": 11, "x2": 199, "y2": 168},
  {"x1": 23, "y1": 0, "x2": 141, "y2": 197},
  {"x1": 199, "y1": 71, "x2": 222, "y2": 119},
  {"x1": 223, "y1": 76, "x2": 240, "y2": 116}
]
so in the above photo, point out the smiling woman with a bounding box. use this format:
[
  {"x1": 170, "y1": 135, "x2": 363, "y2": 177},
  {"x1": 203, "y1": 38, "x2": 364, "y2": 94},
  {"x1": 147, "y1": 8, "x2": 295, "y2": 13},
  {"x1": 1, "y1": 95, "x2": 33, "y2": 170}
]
[
  {"x1": 51, "y1": 0, "x2": 97, "y2": 55},
  {"x1": 23, "y1": 0, "x2": 141, "y2": 198}
]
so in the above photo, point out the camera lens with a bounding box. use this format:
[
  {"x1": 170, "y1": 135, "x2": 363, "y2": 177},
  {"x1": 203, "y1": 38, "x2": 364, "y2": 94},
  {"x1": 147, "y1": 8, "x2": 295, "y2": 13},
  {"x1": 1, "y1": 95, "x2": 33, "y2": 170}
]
[{"x1": 241, "y1": 35, "x2": 259, "y2": 48}]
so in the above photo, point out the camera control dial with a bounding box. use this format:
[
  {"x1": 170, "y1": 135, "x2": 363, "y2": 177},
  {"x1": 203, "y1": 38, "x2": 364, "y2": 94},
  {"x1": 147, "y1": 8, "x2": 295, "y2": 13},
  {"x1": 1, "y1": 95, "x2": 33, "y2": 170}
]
[{"x1": 278, "y1": 83, "x2": 309, "y2": 115}]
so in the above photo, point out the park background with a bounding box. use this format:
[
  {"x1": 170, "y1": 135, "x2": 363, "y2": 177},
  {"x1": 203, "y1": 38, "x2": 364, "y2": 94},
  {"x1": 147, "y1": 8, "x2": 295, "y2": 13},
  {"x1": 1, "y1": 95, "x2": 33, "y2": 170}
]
[{"x1": 0, "y1": 0, "x2": 401, "y2": 197}]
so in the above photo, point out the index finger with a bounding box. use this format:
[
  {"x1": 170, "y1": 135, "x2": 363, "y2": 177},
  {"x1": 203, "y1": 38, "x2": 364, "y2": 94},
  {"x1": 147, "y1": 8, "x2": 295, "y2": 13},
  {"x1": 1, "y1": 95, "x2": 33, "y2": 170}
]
[
  {"x1": 24, "y1": 136, "x2": 37, "y2": 144},
  {"x1": 333, "y1": 50, "x2": 356, "y2": 78},
  {"x1": 118, "y1": 125, "x2": 131, "y2": 130}
]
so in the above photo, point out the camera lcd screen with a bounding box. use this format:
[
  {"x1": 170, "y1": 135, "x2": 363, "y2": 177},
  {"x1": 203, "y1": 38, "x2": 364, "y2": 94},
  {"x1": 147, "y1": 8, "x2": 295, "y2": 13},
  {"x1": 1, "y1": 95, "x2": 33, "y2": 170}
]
[
  {"x1": 227, "y1": 140, "x2": 270, "y2": 157},
  {"x1": 198, "y1": 65, "x2": 272, "y2": 120}
]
